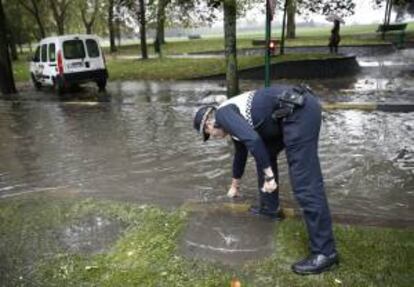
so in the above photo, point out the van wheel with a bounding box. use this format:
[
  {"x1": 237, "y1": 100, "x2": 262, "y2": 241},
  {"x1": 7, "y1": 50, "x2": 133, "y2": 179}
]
[
  {"x1": 31, "y1": 74, "x2": 41, "y2": 90},
  {"x1": 97, "y1": 78, "x2": 107, "y2": 92}
]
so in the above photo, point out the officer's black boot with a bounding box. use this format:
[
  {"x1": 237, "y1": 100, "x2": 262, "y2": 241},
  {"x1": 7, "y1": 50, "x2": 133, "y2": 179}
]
[
  {"x1": 291, "y1": 253, "x2": 339, "y2": 275},
  {"x1": 249, "y1": 203, "x2": 284, "y2": 221}
]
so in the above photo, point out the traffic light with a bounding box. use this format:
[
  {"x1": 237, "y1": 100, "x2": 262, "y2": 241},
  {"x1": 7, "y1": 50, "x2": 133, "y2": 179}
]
[{"x1": 268, "y1": 40, "x2": 277, "y2": 54}]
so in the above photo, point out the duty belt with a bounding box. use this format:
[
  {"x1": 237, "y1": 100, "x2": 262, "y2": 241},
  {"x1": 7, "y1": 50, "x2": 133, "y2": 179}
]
[{"x1": 272, "y1": 85, "x2": 310, "y2": 120}]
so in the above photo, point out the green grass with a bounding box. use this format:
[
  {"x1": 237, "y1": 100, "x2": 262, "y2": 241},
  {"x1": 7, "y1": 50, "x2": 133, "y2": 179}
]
[
  {"x1": 13, "y1": 57, "x2": 30, "y2": 82},
  {"x1": 0, "y1": 195, "x2": 413, "y2": 286},
  {"x1": 106, "y1": 53, "x2": 341, "y2": 81},
  {"x1": 12, "y1": 53, "x2": 342, "y2": 83},
  {"x1": 106, "y1": 22, "x2": 414, "y2": 56}
]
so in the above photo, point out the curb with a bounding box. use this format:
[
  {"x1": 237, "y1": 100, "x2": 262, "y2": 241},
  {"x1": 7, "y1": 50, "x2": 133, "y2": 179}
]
[{"x1": 322, "y1": 102, "x2": 414, "y2": 112}]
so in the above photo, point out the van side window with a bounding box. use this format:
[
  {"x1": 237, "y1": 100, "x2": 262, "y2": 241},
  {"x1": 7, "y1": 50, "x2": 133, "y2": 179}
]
[
  {"x1": 86, "y1": 39, "x2": 100, "y2": 58},
  {"x1": 49, "y1": 43, "x2": 56, "y2": 62},
  {"x1": 33, "y1": 46, "x2": 40, "y2": 62},
  {"x1": 63, "y1": 40, "x2": 86, "y2": 60},
  {"x1": 41, "y1": 44, "x2": 47, "y2": 62}
]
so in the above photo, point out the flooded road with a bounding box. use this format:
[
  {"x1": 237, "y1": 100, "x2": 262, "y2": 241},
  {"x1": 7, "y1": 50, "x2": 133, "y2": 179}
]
[
  {"x1": 1, "y1": 49, "x2": 413, "y2": 265},
  {"x1": 1, "y1": 83, "x2": 412, "y2": 219}
]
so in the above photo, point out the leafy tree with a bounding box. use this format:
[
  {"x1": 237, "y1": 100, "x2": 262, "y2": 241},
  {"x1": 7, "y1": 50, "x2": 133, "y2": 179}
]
[
  {"x1": 50, "y1": 0, "x2": 73, "y2": 35},
  {"x1": 297, "y1": 0, "x2": 356, "y2": 18},
  {"x1": 120, "y1": 0, "x2": 148, "y2": 58},
  {"x1": 17, "y1": 0, "x2": 49, "y2": 39},
  {"x1": 374, "y1": 0, "x2": 414, "y2": 23},
  {"x1": 108, "y1": 0, "x2": 117, "y2": 52},
  {"x1": 78, "y1": 0, "x2": 102, "y2": 34},
  {"x1": 0, "y1": 0, "x2": 16, "y2": 94}
]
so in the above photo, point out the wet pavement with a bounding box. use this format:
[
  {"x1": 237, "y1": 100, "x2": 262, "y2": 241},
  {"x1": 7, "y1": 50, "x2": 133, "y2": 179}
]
[{"x1": 1, "y1": 49, "x2": 413, "y2": 265}]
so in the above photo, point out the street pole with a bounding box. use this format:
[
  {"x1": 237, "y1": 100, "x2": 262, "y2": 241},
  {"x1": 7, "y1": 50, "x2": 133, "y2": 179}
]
[
  {"x1": 265, "y1": 0, "x2": 271, "y2": 87},
  {"x1": 280, "y1": 0, "x2": 288, "y2": 55}
]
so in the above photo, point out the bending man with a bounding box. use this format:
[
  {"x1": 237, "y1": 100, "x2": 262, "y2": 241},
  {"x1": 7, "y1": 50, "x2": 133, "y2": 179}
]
[{"x1": 193, "y1": 85, "x2": 338, "y2": 275}]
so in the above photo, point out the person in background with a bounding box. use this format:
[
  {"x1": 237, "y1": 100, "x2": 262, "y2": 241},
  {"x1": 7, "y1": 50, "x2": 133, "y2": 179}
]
[
  {"x1": 329, "y1": 19, "x2": 341, "y2": 54},
  {"x1": 193, "y1": 85, "x2": 338, "y2": 275}
]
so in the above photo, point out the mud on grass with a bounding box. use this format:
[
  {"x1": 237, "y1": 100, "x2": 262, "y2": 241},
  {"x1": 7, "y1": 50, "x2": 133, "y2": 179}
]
[{"x1": 0, "y1": 196, "x2": 413, "y2": 286}]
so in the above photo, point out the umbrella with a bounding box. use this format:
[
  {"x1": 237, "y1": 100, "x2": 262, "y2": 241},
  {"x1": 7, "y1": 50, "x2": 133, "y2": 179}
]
[{"x1": 326, "y1": 14, "x2": 345, "y2": 24}]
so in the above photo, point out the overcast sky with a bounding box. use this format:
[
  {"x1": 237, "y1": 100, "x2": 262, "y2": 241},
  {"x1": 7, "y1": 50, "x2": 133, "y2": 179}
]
[{"x1": 237, "y1": 0, "x2": 413, "y2": 26}]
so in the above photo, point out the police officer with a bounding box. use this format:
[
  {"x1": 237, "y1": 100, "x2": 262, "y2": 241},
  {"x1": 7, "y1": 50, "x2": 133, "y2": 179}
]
[{"x1": 193, "y1": 85, "x2": 338, "y2": 275}]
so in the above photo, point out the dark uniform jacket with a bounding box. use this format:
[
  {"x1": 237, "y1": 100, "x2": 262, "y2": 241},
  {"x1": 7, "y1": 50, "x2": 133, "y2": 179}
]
[{"x1": 215, "y1": 86, "x2": 290, "y2": 179}]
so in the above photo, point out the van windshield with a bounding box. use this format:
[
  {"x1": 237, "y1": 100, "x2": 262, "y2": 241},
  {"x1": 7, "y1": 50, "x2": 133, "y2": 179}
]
[{"x1": 63, "y1": 40, "x2": 86, "y2": 60}]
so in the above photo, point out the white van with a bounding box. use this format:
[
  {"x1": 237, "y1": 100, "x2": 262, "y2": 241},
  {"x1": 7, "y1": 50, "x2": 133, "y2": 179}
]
[{"x1": 30, "y1": 34, "x2": 108, "y2": 93}]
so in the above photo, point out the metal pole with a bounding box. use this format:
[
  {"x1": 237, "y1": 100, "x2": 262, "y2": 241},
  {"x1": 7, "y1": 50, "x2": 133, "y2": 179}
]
[
  {"x1": 280, "y1": 0, "x2": 288, "y2": 55},
  {"x1": 265, "y1": 0, "x2": 271, "y2": 87}
]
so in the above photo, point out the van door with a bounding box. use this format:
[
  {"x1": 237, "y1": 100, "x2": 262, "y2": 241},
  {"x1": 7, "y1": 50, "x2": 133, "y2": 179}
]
[
  {"x1": 31, "y1": 45, "x2": 42, "y2": 81},
  {"x1": 39, "y1": 43, "x2": 48, "y2": 83},
  {"x1": 62, "y1": 38, "x2": 87, "y2": 74},
  {"x1": 45, "y1": 42, "x2": 57, "y2": 85},
  {"x1": 85, "y1": 38, "x2": 105, "y2": 71}
]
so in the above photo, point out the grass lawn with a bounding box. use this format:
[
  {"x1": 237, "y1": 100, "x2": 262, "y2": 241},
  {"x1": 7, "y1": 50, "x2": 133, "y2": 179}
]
[
  {"x1": 105, "y1": 22, "x2": 414, "y2": 56},
  {"x1": 0, "y1": 195, "x2": 413, "y2": 286},
  {"x1": 106, "y1": 53, "x2": 342, "y2": 81},
  {"x1": 13, "y1": 53, "x2": 342, "y2": 83}
]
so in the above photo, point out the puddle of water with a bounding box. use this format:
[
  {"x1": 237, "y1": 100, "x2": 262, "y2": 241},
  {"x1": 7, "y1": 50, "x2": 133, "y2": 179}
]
[
  {"x1": 180, "y1": 209, "x2": 275, "y2": 265},
  {"x1": 59, "y1": 215, "x2": 125, "y2": 255}
]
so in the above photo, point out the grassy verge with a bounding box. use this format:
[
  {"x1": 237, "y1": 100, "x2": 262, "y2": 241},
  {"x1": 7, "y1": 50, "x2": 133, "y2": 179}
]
[
  {"x1": 0, "y1": 196, "x2": 413, "y2": 286},
  {"x1": 104, "y1": 34, "x2": 388, "y2": 56},
  {"x1": 106, "y1": 53, "x2": 343, "y2": 81},
  {"x1": 12, "y1": 53, "x2": 342, "y2": 82},
  {"x1": 105, "y1": 22, "x2": 414, "y2": 56}
]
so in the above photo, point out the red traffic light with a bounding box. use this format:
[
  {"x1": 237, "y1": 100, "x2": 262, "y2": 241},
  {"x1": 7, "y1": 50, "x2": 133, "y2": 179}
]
[{"x1": 268, "y1": 40, "x2": 277, "y2": 54}]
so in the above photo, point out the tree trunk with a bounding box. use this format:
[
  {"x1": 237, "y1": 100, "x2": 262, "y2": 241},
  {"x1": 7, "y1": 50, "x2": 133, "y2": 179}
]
[
  {"x1": 86, "y1": 25, "x2": 92, "y2": 34},
  {"x1": 138, "y1": 0, "x2": 148, "y2": 59},
  {"x1": 286, "y1": 0, "x2": 296, "y2": 39},
  {"x1": 57, "y1": 21, "x2": 65, "y2": 35},
  {"x1": 18, "y1": 0, "x2": 46, "y2": 39},
  {"x1": 108, "y1": 0, "x2": 117, "y2": 53},
  {"x1": 154, "y1": 0, "x2": 168, "y2": 55},
  {"x1": 116, "y1": 19, "x2": 121, "y2": 48},
  {"x1": 9, "y1": 40, "x2": 18, "y2": 61},
  {"x1": 223, "y1": 0, "x2": 239, "y2": 98},
  {"x1": 0, "y1": 0, "x2": 17, "y2": 94},
  {"x1": 6, "y1": 22, "x2": 18, "y2": 61},
  {"x1": 50, "y1": 1, "x2": 66, "y2": 35},
  {"x1": 35, "y1": 14, "x2": 46, "y2": 39}
]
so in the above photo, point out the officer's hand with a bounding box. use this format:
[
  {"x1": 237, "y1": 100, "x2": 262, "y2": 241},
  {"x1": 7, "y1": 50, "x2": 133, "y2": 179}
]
[
  {"x1": 227, "y1": 179, "x2": 241, "y2": 198},
  {"x1": 262, "y1": 179, "x2": 278, "y2": 193}
]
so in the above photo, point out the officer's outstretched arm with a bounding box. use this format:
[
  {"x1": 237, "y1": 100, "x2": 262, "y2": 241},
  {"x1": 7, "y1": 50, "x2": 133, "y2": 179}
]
[
  {"x1": 215, "y1": 105, "x2": 274, "y2": 188},
  {"x1": 227, "y1": 140, "x2": 247, "y2": 197}
]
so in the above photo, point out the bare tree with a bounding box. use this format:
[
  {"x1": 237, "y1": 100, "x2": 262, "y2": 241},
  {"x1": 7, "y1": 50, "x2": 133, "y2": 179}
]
[
  {"x1": 0, "y1": 0, "x2": 16, "y2": 94},
  {"x1": 50, "y1": 0, "x2": 72, "y2": 35}
]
